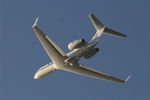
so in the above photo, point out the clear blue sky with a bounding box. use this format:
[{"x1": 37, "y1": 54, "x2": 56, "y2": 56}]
[{"x1": 0, "y1": 0, "x2": 149, "y2": 100}]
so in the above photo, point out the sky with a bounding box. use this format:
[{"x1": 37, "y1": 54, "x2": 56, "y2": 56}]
[{"x1": 0, "y1": 0, "x2": 149, "y2": 100}]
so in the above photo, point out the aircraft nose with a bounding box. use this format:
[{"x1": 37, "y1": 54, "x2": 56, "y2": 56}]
[{"x1": 34, "y1": 74, "x2": 39, "y2": 79}]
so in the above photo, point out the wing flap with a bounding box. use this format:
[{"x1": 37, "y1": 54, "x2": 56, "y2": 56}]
[
  {"x1": 63, "y1": 64, "x2": 125, "y2": 83},
  {"x1": 45, "y1": 35, "x2": 66, "y2": 57}
]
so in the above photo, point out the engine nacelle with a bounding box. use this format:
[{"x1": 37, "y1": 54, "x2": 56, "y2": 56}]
[
  {"x1": 84, "y1": 48, "x2": 99, "y2": 59},
  {"x1": 68, "y1": 39, "x2": 86, "y2": 50}
]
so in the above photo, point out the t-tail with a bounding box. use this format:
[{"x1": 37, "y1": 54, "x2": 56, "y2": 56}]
[{"x1": 89, "y1": 14, "x2": 126, "y2": 43}]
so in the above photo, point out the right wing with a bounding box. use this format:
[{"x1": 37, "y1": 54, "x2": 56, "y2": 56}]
[
  {"x1": 32, "y1": 18, "x2": 67, "y2": 63},
  {"x1": 63, "y1": 64, "x2": 129, "y2": 83}
]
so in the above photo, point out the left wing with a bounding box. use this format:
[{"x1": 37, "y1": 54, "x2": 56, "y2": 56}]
[
  {"x1": 32, "y1": 18, "x2": 67, "y2": 64},
  {"x1": 63, "y1": 64, "x2": 129, "y2": 83}
]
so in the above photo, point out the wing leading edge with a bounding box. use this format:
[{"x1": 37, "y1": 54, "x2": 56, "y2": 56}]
[{"x1": 63, "y1": 64, "x2": 129, "y2": 83}]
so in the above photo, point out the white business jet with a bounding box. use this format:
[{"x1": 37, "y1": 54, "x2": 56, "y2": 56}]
[{"x1": 32, "y1": 14, "x2": 130, "y2": 83}]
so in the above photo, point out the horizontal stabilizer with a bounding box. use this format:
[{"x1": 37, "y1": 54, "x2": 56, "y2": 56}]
[
  {"x1": 89, "y1": 13, "x2": 126, "y2": 43},
  {"x1": 89, "y1": 14, "x2": 105, "y2": 31},
  {"x1": 104, "y1": 27, "x2": 127, "y2": 37},
  {"x1": 89, "y1": 14, "x2": 105, "y2": 43}
]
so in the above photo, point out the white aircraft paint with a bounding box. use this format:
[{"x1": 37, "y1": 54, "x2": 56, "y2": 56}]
[{"x1": 32, "y1": 14, "x2": 130, "y2": 83}]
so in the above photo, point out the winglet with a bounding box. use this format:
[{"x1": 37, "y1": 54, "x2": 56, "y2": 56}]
[
  {"x1": 125, "y1": 75, "x2": 131, "y2": 82},
  {"x1": 32, "y1": 17, "x2": 39, "y2": 28}
]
